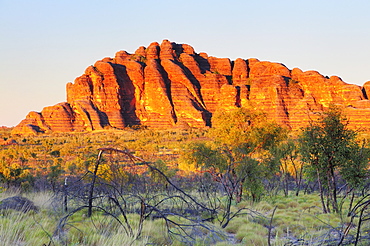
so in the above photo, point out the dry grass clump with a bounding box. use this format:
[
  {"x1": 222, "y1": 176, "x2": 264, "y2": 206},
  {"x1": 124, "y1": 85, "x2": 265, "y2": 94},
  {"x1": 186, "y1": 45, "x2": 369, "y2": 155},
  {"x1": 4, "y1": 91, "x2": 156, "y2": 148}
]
[
  {"x1": 286, "y1": 200, "x2": 299, "y2": 208},
  {"x1": 0, "y1": 190, "x2": 365, "y2": 246},
  {"x1": 220, "y1": 193, "x2": 358, "y2": 245},
  {"x1": 238, "y1": 223, "x2": 267, "y2": 238},
  {"x1": 225, "y1": 217, "x2": 249, "y2": 234},
  {"x1": 256, "y1": 200, "x2": 274, "y2": 211},
  {"x1": 0, "y1": 208, "x2": 53, "y2": 245},
  {"x1": 141, "y1": 219, "x2": 171, "y2": 245},
  {"x1": 0, "y1": 191, "x2": 155, "y2": 246},
  {"x1": 214, "y1": 242, "x2": 244, "y2": 246}
]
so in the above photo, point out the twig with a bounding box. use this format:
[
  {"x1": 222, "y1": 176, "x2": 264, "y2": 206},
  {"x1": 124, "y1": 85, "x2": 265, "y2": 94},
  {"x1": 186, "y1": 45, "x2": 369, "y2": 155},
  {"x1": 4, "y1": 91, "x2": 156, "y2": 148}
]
[{"x1": 268, "y1": 206, "x2": 277, "y2": 246}]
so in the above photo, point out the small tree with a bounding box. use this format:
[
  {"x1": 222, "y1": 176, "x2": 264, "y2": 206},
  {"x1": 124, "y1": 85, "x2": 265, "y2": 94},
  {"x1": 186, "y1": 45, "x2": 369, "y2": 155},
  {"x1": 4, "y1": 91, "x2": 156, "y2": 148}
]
[
  {"x1": 298, "y1": 105, "x2": 369, "y2": 213},
  {"x1": 270, "y1": 139, "x2": 303, "y2": 196},
  {"x1": 182, "y1": 107, "x2": 286, "y2": 227}
]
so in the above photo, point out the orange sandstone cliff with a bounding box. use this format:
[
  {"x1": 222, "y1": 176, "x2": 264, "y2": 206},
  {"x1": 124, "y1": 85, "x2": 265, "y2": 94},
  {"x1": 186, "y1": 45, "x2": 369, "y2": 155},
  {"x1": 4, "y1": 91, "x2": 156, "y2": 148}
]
[{"x1": 12, "y1": 40, "x2": 370, "y2": 134}]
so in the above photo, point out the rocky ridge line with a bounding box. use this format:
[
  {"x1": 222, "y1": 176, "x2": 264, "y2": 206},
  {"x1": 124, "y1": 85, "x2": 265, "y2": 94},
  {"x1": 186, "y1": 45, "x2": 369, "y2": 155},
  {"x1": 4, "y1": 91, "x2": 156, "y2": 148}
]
[{"x1": 12, "y1": 40, "x2": 370, "y2": 134}]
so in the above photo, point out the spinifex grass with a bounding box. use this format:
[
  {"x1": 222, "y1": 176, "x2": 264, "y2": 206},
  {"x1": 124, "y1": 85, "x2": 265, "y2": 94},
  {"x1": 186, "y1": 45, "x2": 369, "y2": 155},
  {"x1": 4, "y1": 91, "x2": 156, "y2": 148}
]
[
  {"x1": 0, "y1": 191, "x2": 153, "y2": 246},
  {"x1": 0, "y1": 190, "x2": 369, "y2": 245},
  {"x1": 63, "y1": 193, "x2": 370, "y2": 245},
  {"x1": 220, "y1": 193, "x2": 367, "y2": 245}
]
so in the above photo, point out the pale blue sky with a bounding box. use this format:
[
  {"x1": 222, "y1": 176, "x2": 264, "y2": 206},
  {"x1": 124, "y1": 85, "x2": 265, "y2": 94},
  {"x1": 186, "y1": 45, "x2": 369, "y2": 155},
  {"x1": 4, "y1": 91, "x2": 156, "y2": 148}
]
[{"x1": 1, "y1": 0, "x2": 369, "y2": 126}]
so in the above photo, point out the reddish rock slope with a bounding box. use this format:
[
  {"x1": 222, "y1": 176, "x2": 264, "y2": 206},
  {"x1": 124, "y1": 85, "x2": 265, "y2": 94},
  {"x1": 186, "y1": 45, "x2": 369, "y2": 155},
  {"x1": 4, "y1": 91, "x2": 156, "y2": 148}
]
[{"x1": 12, "y1": 40, "x2": 370, "y2": 134}]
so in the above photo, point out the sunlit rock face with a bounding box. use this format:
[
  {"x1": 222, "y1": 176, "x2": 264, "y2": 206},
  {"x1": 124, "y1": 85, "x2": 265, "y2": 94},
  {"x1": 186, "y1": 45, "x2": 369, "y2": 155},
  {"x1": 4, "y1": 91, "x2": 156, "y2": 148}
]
[{"x1": 12, "y1": 40, "x2": 370, "y2": 134}]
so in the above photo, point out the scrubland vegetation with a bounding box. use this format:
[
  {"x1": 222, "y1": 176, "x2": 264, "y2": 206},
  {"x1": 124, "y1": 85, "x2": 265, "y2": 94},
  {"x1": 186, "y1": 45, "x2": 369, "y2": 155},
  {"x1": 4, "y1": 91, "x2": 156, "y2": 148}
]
[{"x1": 1, "y1": 105, "x2": 370, "y2": 245}]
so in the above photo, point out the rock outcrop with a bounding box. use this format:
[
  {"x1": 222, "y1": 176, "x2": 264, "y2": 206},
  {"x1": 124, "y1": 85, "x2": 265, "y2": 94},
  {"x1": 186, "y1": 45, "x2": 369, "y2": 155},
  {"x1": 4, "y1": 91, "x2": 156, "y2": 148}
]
[
  {"x1": 12, "y1": 40, "x2": 370, "y2": 134},
  {"x1": 0, "y1": 196, "x2": 38, "y2": 213}
]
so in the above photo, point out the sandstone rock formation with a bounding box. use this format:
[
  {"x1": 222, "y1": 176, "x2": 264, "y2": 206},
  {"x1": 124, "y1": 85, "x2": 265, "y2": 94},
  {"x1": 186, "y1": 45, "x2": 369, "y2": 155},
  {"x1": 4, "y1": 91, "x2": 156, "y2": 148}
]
[{"x1": 12, "y1": 40, "x2": 370, "y2": 134}]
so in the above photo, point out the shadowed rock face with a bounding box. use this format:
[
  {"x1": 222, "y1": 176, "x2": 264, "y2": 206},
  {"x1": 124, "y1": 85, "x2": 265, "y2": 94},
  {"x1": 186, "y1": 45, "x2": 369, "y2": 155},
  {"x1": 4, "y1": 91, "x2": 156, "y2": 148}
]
[{"x1": 12, "y1": 40, "x2": 370, "y2": 134}]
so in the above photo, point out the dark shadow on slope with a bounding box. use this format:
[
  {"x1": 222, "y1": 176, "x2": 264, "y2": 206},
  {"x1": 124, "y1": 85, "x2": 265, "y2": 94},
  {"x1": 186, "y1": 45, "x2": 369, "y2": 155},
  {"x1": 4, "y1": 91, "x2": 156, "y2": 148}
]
[{"x1": 110, "y1": 63, "x2": 141, "y2": 126}]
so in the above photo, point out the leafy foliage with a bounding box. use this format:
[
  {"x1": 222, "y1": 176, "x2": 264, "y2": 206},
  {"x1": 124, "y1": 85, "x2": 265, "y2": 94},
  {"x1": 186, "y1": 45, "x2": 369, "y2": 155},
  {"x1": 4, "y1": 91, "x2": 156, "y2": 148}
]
[
  {"x1": 298, "y1": 105, "x2": 370, "y2": 213},
  {"x1": 183, "y1": 108, "x2": 287, "y2": 206},
  {"x1": 1, "y1": 106, "x2": 370, "y2": 244}
]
